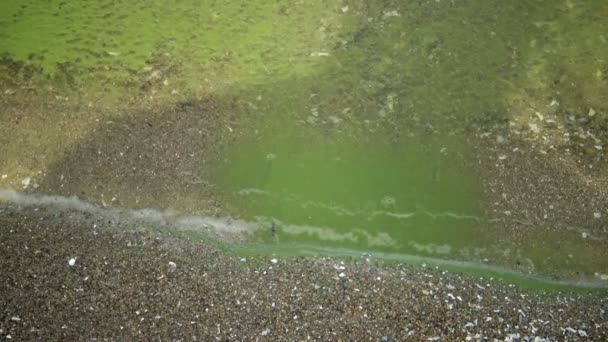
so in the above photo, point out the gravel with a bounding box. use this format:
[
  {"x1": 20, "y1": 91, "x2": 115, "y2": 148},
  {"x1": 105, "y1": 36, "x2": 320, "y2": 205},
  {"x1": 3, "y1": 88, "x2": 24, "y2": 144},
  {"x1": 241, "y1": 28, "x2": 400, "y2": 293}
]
[{"x1": 1, "y1": 205, "x2": 606, "y2": 340}]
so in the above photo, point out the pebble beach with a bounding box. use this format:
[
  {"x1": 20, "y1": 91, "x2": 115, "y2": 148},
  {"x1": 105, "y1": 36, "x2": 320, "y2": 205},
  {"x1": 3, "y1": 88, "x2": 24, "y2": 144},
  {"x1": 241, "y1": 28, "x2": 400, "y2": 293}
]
[{"x1": 1, "y1": 204, "x2": 606, "y2": 341}]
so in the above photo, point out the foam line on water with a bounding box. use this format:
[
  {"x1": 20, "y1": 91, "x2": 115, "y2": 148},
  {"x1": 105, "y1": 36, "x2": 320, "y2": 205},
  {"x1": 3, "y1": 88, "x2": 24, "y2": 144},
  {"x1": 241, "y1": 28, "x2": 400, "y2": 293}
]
[{"x1": 2, "y1": 189, "x2": 606, "y2": 288}]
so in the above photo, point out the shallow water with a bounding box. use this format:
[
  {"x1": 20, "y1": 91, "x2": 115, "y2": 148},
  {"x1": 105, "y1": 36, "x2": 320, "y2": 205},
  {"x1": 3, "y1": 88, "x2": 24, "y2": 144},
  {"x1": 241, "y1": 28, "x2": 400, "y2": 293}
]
[
  {"x1": 1, "y1": 0, "x2": 607, "y2": 285},
  {"x1": 214, "y1": 122, "x2": 483, "y2": 258}
]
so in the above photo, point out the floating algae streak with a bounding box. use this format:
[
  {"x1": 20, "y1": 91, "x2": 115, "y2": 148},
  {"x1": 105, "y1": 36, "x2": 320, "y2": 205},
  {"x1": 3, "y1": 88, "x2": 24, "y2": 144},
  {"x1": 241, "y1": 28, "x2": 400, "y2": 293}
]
[{"x1": 213, "y1": 122, "x2": 484, "y2": 261}]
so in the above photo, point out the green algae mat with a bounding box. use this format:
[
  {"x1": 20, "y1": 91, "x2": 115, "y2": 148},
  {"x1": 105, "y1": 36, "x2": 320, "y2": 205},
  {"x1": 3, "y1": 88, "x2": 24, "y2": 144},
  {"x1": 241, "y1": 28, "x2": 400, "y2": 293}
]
[{"x1": 1, "y1": 0, "x2": 607, "y2": 287}]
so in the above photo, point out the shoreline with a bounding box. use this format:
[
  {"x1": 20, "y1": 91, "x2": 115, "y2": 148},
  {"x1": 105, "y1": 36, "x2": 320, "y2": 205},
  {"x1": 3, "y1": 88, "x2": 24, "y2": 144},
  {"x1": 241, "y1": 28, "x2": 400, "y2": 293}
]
[
  {"x1": 1, "y1": 203, "x2": 607, "y2": 340},
  {"x1": 1, "y1": 188, "x2": 607, "y2": 291}
]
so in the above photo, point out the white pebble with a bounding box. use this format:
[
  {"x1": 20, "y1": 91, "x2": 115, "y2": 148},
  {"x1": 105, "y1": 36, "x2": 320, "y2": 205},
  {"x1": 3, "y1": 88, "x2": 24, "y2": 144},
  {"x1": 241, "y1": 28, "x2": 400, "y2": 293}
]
[
  {"x1": 167, "y1": 261, "x2": 177, "y2": 272},
  {"x1": 338, "y1": 272, "x2": 346, "y2": 278},
  {"x1": 1, "y1": 174, "x2": 7, "y2": 179},
  {"x1": 594, "y1": 212, "x2": 602, "y2": 219},
  {"x1": 528, "y1": 122, "x2": 540, "y2": 133},
  {"x1": 68, "y1": 258, "x2": 76, "y2": 266},
  {"x1": 270, "y1": 258, "x2": 278, "y2": 264}
]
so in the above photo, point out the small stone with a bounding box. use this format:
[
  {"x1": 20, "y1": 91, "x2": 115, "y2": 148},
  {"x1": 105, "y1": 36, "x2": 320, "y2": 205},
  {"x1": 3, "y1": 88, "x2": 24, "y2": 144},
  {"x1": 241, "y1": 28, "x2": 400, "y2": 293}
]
[
  {"x1": 338, "y1": 272, "x2": 346, "y2": 278},
  {"x1": 240, "y1": 257, "x2": 247, "y2": 262},
  {"x1": 1, "y1": 174, "x2": 7, "y2": 179},
  {"x1": 528, "y1": 123, "x2": 540, "y2": 134},
  {"x1": 496, "y1": 135, "x2": 505, "y2": 144},
  {"x1": 21, "y1": 177, "x2": 31, "y2": 188},
  {"x1": 328, "y1": 115, "x2": 342, "y2": 124},
  {"x1": 11, "y1": 316, "x2": 21, "y2": 322},
  {"x1": 582, "y1": 232, "x2": 588, "y2": 239},
  {"x1": 306, "y1": 116, "x2": 318, "y2": 124},
  {"x1": 68, "y1": 258, "x2": 76, "y2": 266},
  {"x1": 383, "y1": 10, "x2": 401, "y2": 18},
  {"x1": 589, "y1": 108, "x2": 596, "y2": 117},
  {"x1": 261, "y1": 329, "x2": 270, "y2": 336},
  {"x1": 270, "y1": 258, "x2": 278, "y2": 264},
  {"x1": 167, "y1": 261, "x2": 177, "y2": 272},
  {"x1": 594, "y1": 212, "x2": 602, "y2": 219},
  {"x1": 498, "y1": 155, "x2": 507, "y2": 161},
  {"x1": 544, "y1": 119, "x2": 557, "y2": 128}
]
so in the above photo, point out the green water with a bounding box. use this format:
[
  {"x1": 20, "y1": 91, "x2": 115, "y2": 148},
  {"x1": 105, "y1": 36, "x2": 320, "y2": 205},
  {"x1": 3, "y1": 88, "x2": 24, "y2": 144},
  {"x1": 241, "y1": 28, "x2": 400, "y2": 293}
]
[
  {"x1": 215, "y1": 123, "x2": 482, "y2": 258},
  {"x1": 1, "y1": 0, "x2": 607, "y2": 286}
]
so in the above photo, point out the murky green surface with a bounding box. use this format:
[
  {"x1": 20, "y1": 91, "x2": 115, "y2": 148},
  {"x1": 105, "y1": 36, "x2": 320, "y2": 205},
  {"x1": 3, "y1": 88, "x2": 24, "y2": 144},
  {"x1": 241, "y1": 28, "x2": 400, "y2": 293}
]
[
  {"x1": 215, "y1": 119, "x2": 483, "y2": 259},
  {"x1": 1, "y1": 0, "x2": 607, "y2": 285}
]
